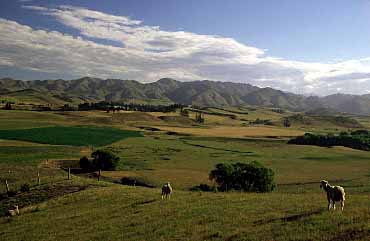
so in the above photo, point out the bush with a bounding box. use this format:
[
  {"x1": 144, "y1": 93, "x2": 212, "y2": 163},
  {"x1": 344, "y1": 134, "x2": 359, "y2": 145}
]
[
  {"x1": 79, "y1": 156, "x2": 92, "y2": 171},
  {"x1": 209, "y1": 161, "x2": 275, "y2": 192},
  {"x1": 91, "y1": 150, "x2": 120, "y2": 171},
  {"x1": 20, "y1": 183, "x2": 30, "y2": 192}
]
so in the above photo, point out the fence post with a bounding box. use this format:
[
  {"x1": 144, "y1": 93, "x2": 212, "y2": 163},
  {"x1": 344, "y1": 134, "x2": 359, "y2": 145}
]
[
  {"x1": 5, "y1": 179, "x2": 9, "y2": 193},
  {"x1": 68, "y1": 168, "x2": 71, "y2": 180},
  {"x1": 37, "y1": 171, "x2": 40, "y2": 185},
  {"x1": 98, "y1": 169, "x2": 101, "y2": 181}
]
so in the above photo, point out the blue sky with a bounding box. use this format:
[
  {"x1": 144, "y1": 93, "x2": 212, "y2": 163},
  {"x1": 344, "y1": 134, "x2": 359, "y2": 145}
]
[{"x1": 1, "y1": 0, "x2": 370, "y2": 95}]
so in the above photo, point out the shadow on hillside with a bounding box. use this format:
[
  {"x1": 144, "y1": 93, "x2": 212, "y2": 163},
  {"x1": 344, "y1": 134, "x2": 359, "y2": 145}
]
[
  {"x1": 180, "y1": 139, "x2": 255, "y2": 154},
  {"x1": 253, "y1": 209, "x2": 325, "y2": 225}
]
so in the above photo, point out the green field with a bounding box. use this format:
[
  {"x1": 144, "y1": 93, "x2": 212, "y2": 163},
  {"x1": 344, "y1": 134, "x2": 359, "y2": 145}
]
[
  {"x1": 0, "y1": 126, "x2": 143, "y2": 147},
  {"x1": 1, "y1": 185, "x2": 370, "y2": 241},
  {"x1": 0, "y1": 109, "x2": 370, "y2": 240}
]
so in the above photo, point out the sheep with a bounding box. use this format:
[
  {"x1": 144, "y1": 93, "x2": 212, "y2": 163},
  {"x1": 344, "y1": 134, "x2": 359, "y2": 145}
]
[
  {"x1": 320, "y1": 180, "x2": 345, "y2": 211},
  {"x1": 161, "y1": 182, "x2": 173, "y2": 200},
  {"x1": 7, "y1": 205, "x2": 19, "y2": 217}
]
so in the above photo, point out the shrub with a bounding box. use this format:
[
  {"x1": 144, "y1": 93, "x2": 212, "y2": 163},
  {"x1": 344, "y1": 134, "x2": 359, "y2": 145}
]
[
  {"x1": 20, "y1": 183, "x2": 30, "y2": 192},
  {"x1": 79, "y1": 156, "x2": 92, "y2": 171},
  {"x1": 91, "y1": 150, "x2": 120, "y2": 171},
  {"x1": 209, "y1": 161, "x2": 275, "y2": 192}
]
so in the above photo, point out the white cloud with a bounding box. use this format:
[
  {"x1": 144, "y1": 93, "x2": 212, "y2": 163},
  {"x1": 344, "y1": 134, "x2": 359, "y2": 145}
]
[
  {"x1": 1, "y1": 5, "x2": 370, "y2": 96},
  {"x1": 21, "y1": 5, "x2": 48, "y2": 11}
]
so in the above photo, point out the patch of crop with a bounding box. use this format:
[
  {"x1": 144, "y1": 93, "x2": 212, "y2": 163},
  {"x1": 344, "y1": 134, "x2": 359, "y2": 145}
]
[{"x1": 0, "y1": 126, "x2": 143, "y2": 147}]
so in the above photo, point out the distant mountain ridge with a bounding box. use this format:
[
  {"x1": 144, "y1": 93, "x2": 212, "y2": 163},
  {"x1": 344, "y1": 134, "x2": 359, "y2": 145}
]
[{"x1": 1, "y1": 77, "x2": 370, "y2": 115}]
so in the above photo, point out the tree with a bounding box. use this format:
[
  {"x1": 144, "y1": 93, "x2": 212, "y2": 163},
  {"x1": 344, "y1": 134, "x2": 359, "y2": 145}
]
[
  {"x1": 3, "y1": 102, "x2": 12, "y2": 110},
  {"x1": 79, "y1": 156, "x2": 92, "y2": 171},
  {"x1": 209, "y1": 161, "x2": 275, "y2": 192},
  {"x1": 209, "y1": 163, "x2": 235, "y2": 191},
  {"x1": 91, "y1": 150, "x2": 120, "y2": 170},
  {"x1": 283, "y1": 118, "x2": 291, "y2": 127}
]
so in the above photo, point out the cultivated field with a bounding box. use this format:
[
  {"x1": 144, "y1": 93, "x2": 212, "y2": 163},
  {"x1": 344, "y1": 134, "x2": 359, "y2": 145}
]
[
  {"x1": 0, "y1": 126, "x2": 142, "y2": 147},
  {"x1": 0, "y1": 108, "x2": 370, "y2": 240}
]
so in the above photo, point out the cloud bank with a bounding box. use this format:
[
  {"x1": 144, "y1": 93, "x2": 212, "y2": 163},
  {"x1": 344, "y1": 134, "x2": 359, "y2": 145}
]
[{"x1": 0, "y1": 5, "x2": 370, "y2": 95}]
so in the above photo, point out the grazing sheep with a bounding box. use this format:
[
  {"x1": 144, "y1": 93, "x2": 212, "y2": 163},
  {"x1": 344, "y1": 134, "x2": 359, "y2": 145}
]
[
  {"x1": 161, "y1": 182, "x2": 173, "y2": 200},
  {"x1": 320, "y1": 180, "x2": 345, "y2": 211},
  {"x1": 7, "y1": 205, "x2": 19, "y2": 217}
]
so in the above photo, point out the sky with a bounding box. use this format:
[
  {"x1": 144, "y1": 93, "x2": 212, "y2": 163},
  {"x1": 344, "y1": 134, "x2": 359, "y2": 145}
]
[{"x1": 1, "y1": 0, "x2": 370, "y2": 96}]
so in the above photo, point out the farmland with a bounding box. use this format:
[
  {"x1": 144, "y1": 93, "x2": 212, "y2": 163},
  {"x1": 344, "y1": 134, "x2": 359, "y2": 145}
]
[
  {"x1": 0, "y1": 126, "x2": 143, "y2": 147},
  {"x1": 0, "y1": 108, "x2": 370, "y2": 240}
]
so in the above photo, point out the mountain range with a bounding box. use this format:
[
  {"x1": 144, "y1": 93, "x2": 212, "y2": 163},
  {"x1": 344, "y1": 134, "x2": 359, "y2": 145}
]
[{"x1": 1, "y1": 77, "x2": 370, "y2": 115}]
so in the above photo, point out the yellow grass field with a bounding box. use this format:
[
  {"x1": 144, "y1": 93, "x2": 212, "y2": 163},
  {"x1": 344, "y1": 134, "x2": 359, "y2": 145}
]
[{"x1": 154, "y1": 125, "x2": 305, "y2": 138}]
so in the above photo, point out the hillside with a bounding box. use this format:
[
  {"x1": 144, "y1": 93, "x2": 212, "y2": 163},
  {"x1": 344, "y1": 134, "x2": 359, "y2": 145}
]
[
  {"x1": 1, "y1": 77, "x2": 370, "y2": 114},
  {"x1": 1, "y1": 110, "x2": 370, "y2": 241}
]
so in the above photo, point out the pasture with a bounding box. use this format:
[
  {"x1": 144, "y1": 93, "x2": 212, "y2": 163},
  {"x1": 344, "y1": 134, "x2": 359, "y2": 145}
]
[
  {"x1": 103, "y1": 136, "x2": 370, "y2": 193},
  {"x1": 0, "y1": 126, "x2": 142, "y2": 147},
  {"x1": 0, "y1": 109, "x2": 370, "y2": 240},
  {"x1": 1, "y1": 186, "x2": 370, "y2": 241}
]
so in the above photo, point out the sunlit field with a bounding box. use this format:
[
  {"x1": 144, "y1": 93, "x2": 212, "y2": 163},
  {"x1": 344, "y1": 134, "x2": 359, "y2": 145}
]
[{"x1": 0, "y1": 109, "x2": 369, "y2": 240}]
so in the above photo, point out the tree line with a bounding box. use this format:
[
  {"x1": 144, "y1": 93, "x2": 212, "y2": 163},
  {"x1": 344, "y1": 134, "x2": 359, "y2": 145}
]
[
  {"x1": 288, "y1": 130, "x2": 370, "y2": 151},
  {"x1": 78, "y1": 101, "x2": 185, "y2": 112}
]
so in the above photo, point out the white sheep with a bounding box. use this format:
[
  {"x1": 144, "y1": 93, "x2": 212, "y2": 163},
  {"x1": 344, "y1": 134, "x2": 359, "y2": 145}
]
[
  {"x1": 161, "y1": 182, "x2": 172, "y2": 200},
  {"x1": 7, "y1": 205, "x2": 19, "y2": 217},
  {"x1": 320, "y1": 180, "x2": 345, "y2": 211}
]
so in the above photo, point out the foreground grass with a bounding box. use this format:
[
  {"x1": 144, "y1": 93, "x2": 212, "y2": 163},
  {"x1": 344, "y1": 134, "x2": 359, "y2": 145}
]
[{"x1": 1, "y1": 185, "x2": 369, "y2": 241}]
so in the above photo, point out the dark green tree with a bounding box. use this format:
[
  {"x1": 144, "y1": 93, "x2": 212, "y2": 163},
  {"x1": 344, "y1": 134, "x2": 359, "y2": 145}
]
[
  {"x1": 79, "y1": 156, "x2": 92, "y2": 170},
  {"x1": 209, "y1": 161, "x2": 275, "y2": 192},
  {"x1": 209, "y1": 163, "x2": 235, "y2": 191},
  {"x1": 91, "y1": 150, "x2": 120, "y2": 170},
  {"x1": 4, "y1": 102, "x2": 12, "y2": 110}
]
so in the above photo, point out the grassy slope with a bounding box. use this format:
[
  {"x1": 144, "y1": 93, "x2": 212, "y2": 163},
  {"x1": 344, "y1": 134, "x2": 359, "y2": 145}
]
[
  {"x1": 0, "y1": 109, "x2": 370, "y2": 240},
  {"x1": 104, "y1": 136, "x2": 370, "y2": 192},
  {"x1": 1, "y1": 185, "x2": 370, "y2": 241},
  {"x1": 0, "y1": 89, "x2": 67, "y2": 106}
]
